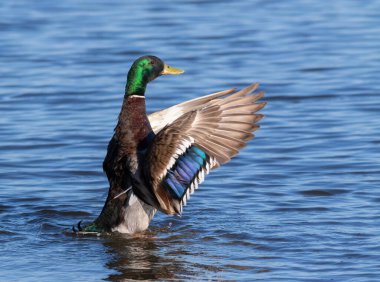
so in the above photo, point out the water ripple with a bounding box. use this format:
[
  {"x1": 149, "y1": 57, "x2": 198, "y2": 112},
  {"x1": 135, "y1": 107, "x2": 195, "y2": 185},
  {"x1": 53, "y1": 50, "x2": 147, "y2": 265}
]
[{"x1": 1, "y1": 0, "x2": 380, "y2": 281}]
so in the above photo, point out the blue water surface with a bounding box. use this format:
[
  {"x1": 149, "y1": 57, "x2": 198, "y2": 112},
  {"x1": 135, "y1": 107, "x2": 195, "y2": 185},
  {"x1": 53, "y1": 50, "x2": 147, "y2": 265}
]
[{"x1": 1, "y1": 0, "x2": 380, "y2": 281}]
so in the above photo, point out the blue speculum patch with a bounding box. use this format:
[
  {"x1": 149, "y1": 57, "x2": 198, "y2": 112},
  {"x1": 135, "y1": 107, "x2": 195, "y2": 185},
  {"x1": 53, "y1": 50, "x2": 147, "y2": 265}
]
[{"x1": 163, "y1": 145, "x2": 208, "y2": 200}]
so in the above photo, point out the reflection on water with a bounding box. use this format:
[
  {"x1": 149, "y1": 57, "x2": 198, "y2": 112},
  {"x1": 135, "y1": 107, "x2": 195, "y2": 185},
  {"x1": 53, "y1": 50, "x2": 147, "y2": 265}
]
[
  {"x1": 1, "y1": 0, "x2": 380, "y2": 281},
  {"x1": 102, "y1": 223, "x2": 225, "y2": 281},
  {"x1": 103, "y1": 234, "x2": 186, "y2": 281}
]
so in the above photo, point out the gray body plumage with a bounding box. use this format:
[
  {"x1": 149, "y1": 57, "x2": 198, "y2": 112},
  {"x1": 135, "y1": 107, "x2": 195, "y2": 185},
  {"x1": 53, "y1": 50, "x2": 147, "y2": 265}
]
[{"x1": 112, "y1": 190, "x2": 157, "y2": 234}]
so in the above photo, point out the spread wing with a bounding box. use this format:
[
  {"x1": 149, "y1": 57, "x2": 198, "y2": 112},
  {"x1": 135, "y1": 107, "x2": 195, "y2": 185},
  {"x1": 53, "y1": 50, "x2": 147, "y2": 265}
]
[{"x1": 144, "y1": 83, "x2": 266, "y2": 214}]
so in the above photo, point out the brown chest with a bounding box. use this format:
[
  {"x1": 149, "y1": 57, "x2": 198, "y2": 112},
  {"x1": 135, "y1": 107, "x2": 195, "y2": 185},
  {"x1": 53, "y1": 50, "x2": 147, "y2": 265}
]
[{"x1": 115, "y1": 96, "x2": 153, "y2": 172}]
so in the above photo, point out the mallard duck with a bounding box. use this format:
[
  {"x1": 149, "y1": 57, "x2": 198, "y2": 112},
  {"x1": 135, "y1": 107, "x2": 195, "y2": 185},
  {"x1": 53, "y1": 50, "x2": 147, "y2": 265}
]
[{"x1": 74, "y1": 55, "x2": 266, "y2": 234}]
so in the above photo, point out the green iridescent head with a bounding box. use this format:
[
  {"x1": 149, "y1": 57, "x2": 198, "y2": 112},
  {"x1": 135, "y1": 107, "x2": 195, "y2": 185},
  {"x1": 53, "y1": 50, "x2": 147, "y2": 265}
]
[{"x1": 125, "y1": 55, "x2": 184, "y2": 96}]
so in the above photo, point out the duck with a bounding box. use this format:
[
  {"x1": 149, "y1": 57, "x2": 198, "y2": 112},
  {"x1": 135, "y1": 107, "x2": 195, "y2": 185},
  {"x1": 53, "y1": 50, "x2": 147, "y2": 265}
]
[{"x1": 73, "y1": 55, "x2": 266, "y2": 234}]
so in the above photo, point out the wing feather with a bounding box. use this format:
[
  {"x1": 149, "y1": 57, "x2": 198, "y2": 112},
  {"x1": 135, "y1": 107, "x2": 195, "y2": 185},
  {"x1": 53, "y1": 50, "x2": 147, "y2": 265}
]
[
  {"x1": 148, "y1": 88, "x2": 237, "y2": 133},
  {"x1": 145, "y1": 83, "x2": 266, "y2": 214}
]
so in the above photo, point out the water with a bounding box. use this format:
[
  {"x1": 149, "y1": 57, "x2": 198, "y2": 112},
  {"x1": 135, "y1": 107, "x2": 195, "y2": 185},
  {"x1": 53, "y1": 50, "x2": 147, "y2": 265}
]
[{"x1": 1, "y1": 0, "x2": 380, "y2": 281}]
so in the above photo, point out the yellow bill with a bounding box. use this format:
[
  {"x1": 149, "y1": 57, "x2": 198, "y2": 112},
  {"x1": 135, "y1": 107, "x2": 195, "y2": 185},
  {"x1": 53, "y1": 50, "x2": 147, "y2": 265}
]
[{"x1": 160, "y1": 64, "x2": 185, "y2": 75}]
